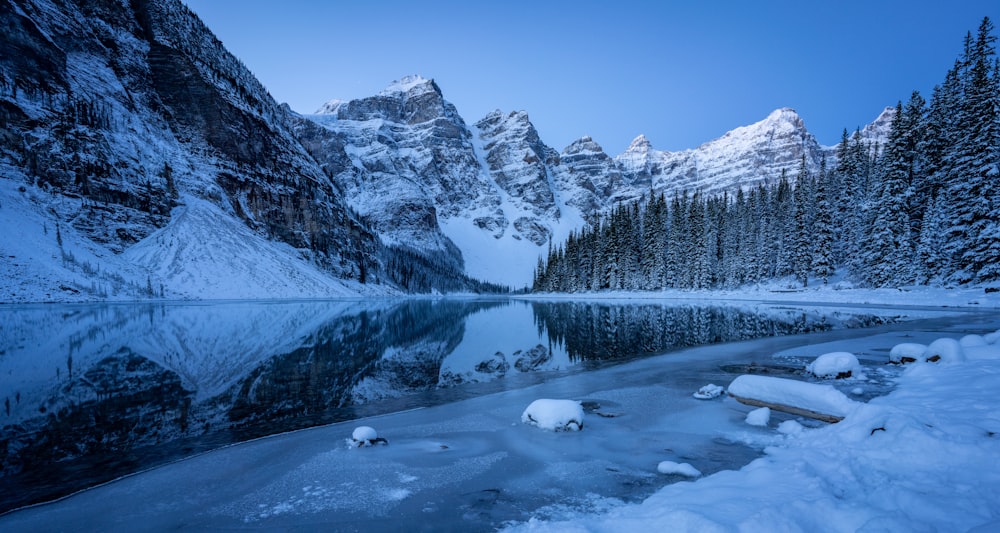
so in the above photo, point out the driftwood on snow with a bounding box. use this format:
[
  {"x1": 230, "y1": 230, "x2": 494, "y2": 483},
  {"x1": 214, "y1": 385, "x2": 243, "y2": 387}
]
[{"x1": 728, "y1": 392, "x2": 845, "y2": 423}]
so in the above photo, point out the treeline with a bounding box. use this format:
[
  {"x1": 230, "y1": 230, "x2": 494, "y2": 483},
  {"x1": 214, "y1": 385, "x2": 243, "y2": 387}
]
[
  {"x1": 534, "y1": 17, "x2": 999, "y2": 292},
  {"x1": 531, "y1": 302, "x2": 894, "y2": 362}
]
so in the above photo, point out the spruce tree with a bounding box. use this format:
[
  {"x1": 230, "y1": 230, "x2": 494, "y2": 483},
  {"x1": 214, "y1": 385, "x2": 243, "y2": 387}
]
[
  {"x1": 866, "y1": 101, "x2": 914, "y2": 287},
  {"x1": 811, "y1": 157, "x2": 835, "y2": 283},
  {"x1": 791, "y1": 159, "x2": 813, "y2": 286}
]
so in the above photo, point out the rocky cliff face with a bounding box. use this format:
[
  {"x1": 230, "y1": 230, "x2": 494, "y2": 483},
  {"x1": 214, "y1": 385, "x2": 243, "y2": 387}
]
[
  {"x1": 474, "y1": 110, "x2": 559, "y2": 220},
  {"x1": 295, "y1": 75, "x2": 486, "y2": 270},
  {"x1": 297, "y1": 77, "x2": 588, "y2": 286},
  {"x1": 0, "y1": 0, "x2": 383, "y2": 300}
]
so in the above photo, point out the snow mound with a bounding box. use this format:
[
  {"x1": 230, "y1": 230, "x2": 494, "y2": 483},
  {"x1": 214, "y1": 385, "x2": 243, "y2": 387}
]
[
  {"x1": 348, "y1": 426, "x2": 386, "y2": 447},
  {"x1": 728, "y1": 375, "x2": 857, "y2": 420},
  {"x1": 890, "y1": 343, "x2": 928, "y2": 364},
  {"x1": 692, "y1": 384, "x2": 725, "y2": 400},
  {"x1": 657, "y1": 461, "x2": 702, "y2": 478},
  {"x1": 984, "y1": 329, "x2": 1000, "y2": 344},
  {"x1": 777, "y1": 420, "x2": 805, "y2": 435},
  {"x1": 745, "y1": 407, "x2": 771, "y2": 426},
  {"x1": 923, "y1": 338, "x2": 966, "y2": 364},
  {"x1": 521, "y1": 399, "x2": 584, "y2": 431},
  {"x1": 960, "y1": 334, "x2": 988, "y2": 347},
  {"x1": 806, "y1": 351, "x2": 862, "y2": 379}
]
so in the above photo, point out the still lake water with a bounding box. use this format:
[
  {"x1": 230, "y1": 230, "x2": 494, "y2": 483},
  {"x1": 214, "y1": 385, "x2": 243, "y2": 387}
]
[{"x1": 0, "y1": 298, "x2": 906, "y2": 512}]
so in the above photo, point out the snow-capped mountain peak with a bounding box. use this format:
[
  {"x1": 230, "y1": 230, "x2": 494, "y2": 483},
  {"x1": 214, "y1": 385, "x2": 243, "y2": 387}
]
[
  {"x1": 314, "y1": 98, "x2": 344, "y2": 115},
  {"x1": 858, "y1": 105, "x2": 895, "y2": 144},
  {"x1": 625, "y1": 134, "x2": 654, "y2": 154},
  {"x1": 709, "y1": 107, "x2": 807, "y2": 148},
  {"x1": 378, "y1": 74, "x2": 438, "y2": 96},
  {"x1": 563, "y1": 135, "x2": 607, "y2": 155}
]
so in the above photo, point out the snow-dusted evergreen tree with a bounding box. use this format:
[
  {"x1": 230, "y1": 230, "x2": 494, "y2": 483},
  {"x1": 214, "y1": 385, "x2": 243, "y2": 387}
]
[
  {"x1": 950, "y1": 18, "x2": 1000, "y2": 282},
  {"x1": 865, "y1": 101, "x2": 915, "y2": 286},
  {"x1": 900, "y1": 91, "x2": 929, "y2": 244},
  {"x1": 639, "y1": 193, "x2": 667, "y2": 289},
  {"x1": 771, "y1": 171, "x2": 794, "y2": 279},
  {"x1": 791, "y1": 157, "x2": 814, "y2": 286},
  {"x1": 811, "y1": 157, "x2": 835, "y2": 283},
  {"x1": 915, "y1": 191, "x2": 949, "y2": 283},
  {"x1": 665, "y1": 192, "x2": 688, "y2": 287}
]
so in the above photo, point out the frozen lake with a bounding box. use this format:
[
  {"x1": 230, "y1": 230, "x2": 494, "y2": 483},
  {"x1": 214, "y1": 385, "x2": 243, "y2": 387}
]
[{"x1": 0, "y1": 298, "x2": 981, "y2": 529}]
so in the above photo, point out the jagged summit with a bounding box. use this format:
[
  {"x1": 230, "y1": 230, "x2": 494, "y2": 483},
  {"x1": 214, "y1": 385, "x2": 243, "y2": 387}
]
[
  {"x1": 858, "y1": 106, "x2": 896, "y2": 144},
  {"x1": 315, "y1": 98, "x2": 343, "y2": 115},
  {"x1": 626, "y1": 134, "x2": 653, "y2": 153},
  {"x1": 767, "y1": 107, "x2": 801, "y2": 120},
  {"x1": 713, "y1": 107, "x2": 808, "y2": 144},
  {"x1": 379, "y1": 74, "x2": 439, "y2": 96},
  {"x1": 564, "y1": 135, "x2": 606, "y2": 154}
]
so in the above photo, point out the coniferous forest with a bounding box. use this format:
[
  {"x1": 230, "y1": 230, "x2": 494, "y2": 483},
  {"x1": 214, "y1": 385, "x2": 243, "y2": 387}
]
[{"x1": 533, "y1": 18, "x2": 1000, "y2": 293}]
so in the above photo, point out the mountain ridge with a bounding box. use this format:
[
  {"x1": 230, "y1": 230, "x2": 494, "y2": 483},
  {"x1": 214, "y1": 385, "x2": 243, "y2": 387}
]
[{"x1": 295, "y1": 75, "x2": 890, "y2": 287}]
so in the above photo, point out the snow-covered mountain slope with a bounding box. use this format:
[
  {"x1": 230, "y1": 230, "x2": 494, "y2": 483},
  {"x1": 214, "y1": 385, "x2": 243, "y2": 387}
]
[
  {"x1": 297, "y1": 77, "x2": 586, "y2": 288},
  {"x1": 0, "y1": 0, "x2": 387, "y2": 302}
]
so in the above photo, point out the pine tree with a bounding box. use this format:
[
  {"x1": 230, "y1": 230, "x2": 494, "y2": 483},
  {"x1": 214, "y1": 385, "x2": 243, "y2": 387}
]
[
  {"x1": 954, "y1": 17, "x2": 1000, "y2": 281},
  {"x1": 915, "y1": 191, "x2": 949, "y2": 283},
  {"x1": 865, "y1": 101, "x2": 915, "y2": 287},
  {"x1": 791, "y1": 159, "x2": 813, "y2": 286},
  {"x1": 811, "y1": 157, "x2": 835, "y2": 283},
  {"x1": 639, "y1": 193, "x2": 666, "y2": 289}
]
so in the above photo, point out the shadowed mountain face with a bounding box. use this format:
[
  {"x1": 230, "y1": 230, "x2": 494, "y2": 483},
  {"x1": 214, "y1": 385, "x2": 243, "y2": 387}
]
[{"x1": 0, "y1": 0, "x2": 382, "y2": 298}]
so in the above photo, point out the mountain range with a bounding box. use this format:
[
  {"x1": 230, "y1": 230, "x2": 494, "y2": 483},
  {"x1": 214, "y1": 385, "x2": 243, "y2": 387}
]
[{"x1": 0, "y1": 0, "x2": 892, "y2": 299}]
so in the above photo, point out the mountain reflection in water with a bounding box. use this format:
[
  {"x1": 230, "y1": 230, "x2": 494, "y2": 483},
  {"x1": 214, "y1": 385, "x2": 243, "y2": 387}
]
[{"x1": 0, "y1": 298, "x2": 895, "y2": 512}]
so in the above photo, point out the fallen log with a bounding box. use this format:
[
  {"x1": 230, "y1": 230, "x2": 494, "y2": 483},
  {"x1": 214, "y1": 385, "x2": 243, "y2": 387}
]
[{"x1": 727, "y1": 374, "x2": 857, "y2": 423}]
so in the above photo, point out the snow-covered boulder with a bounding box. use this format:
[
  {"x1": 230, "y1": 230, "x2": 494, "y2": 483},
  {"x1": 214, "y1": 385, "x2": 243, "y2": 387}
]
[
  {"x1": 746, "y1": 407, "x2": 771, "y2": 427},
  {"x1": 693, "y1": 384, "x2": 725, "y2": 400},
  {"x1": 349, "y1": 426, "x2": 388, "y2": 447},
  {"x1": 657, "y1": 461, "x2": 702, "y2": 477},
  {"x1": 889, "y1": 343, "x2": 928, "y2": 364},
  {"x1": 522, "y1": 399, "x2": 584, "y2": 431},
  {"x1": 923, "y1": 338, "x2": 966, "y2": 364},
  {"x1": 806, "y1": 352, "x2": 862, "y2": 379},
  {"x1": 983, "y1": 329, "x2": 1000, "y2": 344}
]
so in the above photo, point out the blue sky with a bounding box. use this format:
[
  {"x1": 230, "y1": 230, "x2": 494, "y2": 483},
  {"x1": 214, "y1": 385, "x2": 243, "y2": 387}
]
[{"x1": 183, "y1": 0, "x2": 998, "y2": 154}]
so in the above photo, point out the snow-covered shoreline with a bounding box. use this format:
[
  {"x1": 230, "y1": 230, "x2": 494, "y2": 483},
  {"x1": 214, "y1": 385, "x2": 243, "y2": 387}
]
[
  {"x1": 523, "y1": 283, "x2": 1000, "y2": 310},
  {"x1": 508, "y1": 325, "x2": 1000, "y2": 532}
]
